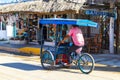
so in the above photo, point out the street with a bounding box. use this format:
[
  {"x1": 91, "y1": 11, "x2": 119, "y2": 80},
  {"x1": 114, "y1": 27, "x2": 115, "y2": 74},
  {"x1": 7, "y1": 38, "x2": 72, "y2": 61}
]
[{"x1": 0, "y1": 51, "x2": 120, "y2": 80}]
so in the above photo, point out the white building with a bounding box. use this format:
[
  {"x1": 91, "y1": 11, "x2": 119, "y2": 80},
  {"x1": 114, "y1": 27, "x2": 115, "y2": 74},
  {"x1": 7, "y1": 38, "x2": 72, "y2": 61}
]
[
  {"x1": 0, "y1": 15, "x2": 16, "y2": 40},
  {"x1": 0, "y1": 22, "x2": 7, "y2": 40}
]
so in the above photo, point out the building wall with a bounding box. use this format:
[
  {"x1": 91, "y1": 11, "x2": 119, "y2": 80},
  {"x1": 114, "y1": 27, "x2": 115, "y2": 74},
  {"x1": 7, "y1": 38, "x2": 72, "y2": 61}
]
[
  {"x1": 6, "y1": 25, "x2": 14, "y2": 40},
  {"x1": 0, "y1": 31, "x2": 7, "y2": 39}
]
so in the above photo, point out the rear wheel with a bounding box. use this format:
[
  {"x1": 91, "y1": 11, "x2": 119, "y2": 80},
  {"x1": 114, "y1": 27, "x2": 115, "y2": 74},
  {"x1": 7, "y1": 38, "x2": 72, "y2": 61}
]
[
  {"x1": 41, "y1": 50, "x2": 55, "y2": 70},
  {"x1": 78, "y1": 53, "x2": 95, "y2": 74}
]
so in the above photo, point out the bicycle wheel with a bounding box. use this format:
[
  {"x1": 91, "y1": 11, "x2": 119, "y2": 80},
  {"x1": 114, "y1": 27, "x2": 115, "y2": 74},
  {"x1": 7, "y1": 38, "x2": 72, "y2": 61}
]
[
  {"x1": 41, "y1": 50, "x2": 55, "y2": 70},
  {"x1": 78, "y1": 53, "x2": 95, "y2": 74}
]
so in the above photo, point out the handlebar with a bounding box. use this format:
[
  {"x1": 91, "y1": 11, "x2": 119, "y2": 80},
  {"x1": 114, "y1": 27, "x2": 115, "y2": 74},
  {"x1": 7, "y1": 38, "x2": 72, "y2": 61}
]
[{"x1": 57, "y1": 42, "x2": 72, "y2": 47}]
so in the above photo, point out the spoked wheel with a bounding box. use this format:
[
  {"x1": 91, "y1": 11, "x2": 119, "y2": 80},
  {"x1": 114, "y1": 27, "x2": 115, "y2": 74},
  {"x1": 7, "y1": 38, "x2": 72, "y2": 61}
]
[
  {"x1": 41, "y1": 50, "x2": 55, "y2": 70},
  {"x1": 78, "y1": 53, "x2": 95, "y2": 74}
]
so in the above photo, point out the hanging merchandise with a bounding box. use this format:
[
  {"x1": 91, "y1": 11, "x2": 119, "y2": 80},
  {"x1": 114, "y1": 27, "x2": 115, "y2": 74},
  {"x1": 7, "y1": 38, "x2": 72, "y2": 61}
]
[
  {"x1": 1, "y1": 16, "x2": 5, "y2": 22},
  {"x1": 6, "y1": 15, "x2": 13, "y2": 26}
]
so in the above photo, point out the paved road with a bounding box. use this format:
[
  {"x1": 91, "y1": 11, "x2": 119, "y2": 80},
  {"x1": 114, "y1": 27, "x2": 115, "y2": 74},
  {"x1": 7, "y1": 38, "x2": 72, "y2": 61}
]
[{"x1": 0, "y1": 51, "x2": 120, "y2": 80}]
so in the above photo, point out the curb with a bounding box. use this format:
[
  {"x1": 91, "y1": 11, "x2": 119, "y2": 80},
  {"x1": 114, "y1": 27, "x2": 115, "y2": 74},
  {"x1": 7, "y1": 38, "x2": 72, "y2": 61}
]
[{"x1": 0, "y1": 46, "x2": 40, "y2": 56}]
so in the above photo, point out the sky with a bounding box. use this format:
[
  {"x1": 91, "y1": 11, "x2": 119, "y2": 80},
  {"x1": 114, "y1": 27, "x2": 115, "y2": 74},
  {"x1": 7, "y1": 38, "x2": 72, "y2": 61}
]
[{"x1": 0, "y1": 0, "x2": 18, "y2": 3}]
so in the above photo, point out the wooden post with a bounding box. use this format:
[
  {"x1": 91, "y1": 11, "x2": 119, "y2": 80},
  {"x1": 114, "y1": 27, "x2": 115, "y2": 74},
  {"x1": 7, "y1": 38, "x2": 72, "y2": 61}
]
[{"x1": 116, "y1": 5, "x2": 119, "y2": 54}]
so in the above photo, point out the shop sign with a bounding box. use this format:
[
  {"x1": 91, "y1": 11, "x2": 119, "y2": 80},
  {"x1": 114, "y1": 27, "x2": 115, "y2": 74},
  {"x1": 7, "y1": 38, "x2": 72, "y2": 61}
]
[
  {"x1": 85, "y1": 10, "x2": 115, "y2": 17},
  {"x1": 65, "y1": 0, "x2": 85, "y2": 3}
]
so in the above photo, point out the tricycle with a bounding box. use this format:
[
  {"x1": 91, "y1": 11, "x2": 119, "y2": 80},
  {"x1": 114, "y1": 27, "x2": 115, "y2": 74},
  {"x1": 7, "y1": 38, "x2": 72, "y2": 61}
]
[{"x1": 39, "y1": 18, "x2": 98, "y2": 74}]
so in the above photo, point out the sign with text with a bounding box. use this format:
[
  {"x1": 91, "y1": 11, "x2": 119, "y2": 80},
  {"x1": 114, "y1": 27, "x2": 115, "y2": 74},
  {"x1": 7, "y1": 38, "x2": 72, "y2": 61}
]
[
  {"x1": 65, "y1": 0, "x2": 86, "y2": 3},
  {"x1": 85, "y1": 10, "x2": 115, "y2": 17}
]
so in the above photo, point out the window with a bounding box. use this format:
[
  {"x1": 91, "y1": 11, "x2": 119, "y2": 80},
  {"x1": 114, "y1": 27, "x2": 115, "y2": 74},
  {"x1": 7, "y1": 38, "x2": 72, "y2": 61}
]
[
  {"x1": 0, "y1": 22, "x2": 1, "y2": 30},
  {"x1": 0, "y1": 22, "x2": 6, "y2": 30},
  {"x1": 2, "y1": 22, "x2": 6, "y2": 30}
]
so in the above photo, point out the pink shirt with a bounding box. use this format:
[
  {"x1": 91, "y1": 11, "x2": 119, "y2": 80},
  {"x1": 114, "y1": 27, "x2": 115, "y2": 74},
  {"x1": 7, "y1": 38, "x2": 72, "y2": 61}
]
[{"x1": 68, "y1": 27, "x2": 84, "y2": 46}]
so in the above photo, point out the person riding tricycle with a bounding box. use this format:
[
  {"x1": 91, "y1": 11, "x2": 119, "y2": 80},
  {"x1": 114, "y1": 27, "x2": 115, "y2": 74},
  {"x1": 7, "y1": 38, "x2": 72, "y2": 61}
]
[
  {"x1": 58, "y1": 25, "x2": 84, "y2": 66},
  {"x1": 40, "y1": 18, "x2": 98, "y2": 74}
]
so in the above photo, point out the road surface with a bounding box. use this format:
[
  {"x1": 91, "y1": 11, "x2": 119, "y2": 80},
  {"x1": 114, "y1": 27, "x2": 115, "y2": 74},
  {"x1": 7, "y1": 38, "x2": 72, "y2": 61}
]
[{"x1": 0, "y1": 51, "x2": 120, "y2": 80}]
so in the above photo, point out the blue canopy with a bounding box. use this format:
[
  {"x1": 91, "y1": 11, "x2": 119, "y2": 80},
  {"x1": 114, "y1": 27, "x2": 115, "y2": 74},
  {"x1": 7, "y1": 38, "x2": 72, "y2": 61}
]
[{"x1": 39, "y1": 18, "x2": 98, "y2": 28}]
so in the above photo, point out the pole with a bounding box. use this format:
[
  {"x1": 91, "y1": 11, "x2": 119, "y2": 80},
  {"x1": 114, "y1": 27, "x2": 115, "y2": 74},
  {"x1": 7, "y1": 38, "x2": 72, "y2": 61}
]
[
  {"x1": 13, "y1": 22, "x2": 16, "y2": 38},
  {"x1": 109, "y1": 1, "x2": 115, "y2": 54},
  {"x1": 116, "y1": 2, "x2": 119, "y2": 54}
]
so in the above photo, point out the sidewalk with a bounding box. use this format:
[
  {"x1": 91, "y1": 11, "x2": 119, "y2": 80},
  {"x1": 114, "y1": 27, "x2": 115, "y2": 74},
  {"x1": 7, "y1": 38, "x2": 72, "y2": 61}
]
[
  {"x1": 0, "y1": 41, "x2": 120, "y2": 67},
  {"x1": 0, "y1": 41, "x2": 41, "y2": 55},
  {"x1": 92, "y1": 54, "x2": 120, "y2": 67}
]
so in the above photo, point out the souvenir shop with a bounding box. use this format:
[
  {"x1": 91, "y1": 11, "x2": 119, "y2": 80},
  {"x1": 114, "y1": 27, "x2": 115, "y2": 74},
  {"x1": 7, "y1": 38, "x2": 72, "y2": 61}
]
[
  {"x1": 0, "y1": 12, "x2": 101, "y2": 44},
  {"x1": 0, "y1": 12, "x2": 72, "y2": 44}
]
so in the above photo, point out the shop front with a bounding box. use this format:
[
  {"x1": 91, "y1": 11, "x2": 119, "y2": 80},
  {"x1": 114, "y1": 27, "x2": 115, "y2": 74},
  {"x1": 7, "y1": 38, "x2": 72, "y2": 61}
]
[
  {"x1": 0, "y1": 0, "x2": 85, "y2": 44},
  {"x1": 0, "y1": 0, "x2": 104, "y2": 53}
]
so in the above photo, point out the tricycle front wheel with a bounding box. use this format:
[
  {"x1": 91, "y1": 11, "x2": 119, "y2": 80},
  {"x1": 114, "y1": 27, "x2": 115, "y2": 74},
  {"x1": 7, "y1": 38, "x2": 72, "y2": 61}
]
[
  {"x1": 78, "y1": 53, "x2": 95, "y2": 74},
  {"x1": 41, "y1": 50, "x2": 55, "y2": 70}
]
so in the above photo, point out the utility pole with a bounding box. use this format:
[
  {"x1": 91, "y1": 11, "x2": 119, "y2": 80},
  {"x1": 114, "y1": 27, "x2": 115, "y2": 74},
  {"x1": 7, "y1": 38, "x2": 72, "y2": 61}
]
[{"x1": 109, "y1": 0, "x2": 116, "y2": 54}]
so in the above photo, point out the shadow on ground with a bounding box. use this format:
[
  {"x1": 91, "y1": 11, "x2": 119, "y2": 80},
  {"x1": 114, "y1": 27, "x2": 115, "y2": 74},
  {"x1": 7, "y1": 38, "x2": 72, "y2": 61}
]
[{"x1": 0, "y1": 62, "x2": 43, "y2": 71}]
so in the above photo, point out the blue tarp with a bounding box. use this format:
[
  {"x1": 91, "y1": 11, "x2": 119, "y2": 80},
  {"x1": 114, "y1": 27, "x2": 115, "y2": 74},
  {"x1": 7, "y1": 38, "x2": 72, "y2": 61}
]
[{"x1": 39, "y1": 18, "x2": 98, "y2": 28}]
